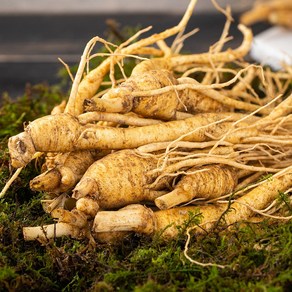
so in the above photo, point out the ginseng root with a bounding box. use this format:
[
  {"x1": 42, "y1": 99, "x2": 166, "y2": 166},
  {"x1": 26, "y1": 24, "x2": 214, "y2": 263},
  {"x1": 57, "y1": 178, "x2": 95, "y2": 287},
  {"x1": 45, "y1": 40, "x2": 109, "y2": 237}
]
[
  {"x1": 8, "y1": 112, "x2": 255, "y2": 168},
  {"x1": 23, "y1": 166, "x2": 292, "y2": 243},
  {"x1": 30, "y1": 150, "x2": 98, "y2": 193},
  {"x1": 23, "y1": 222, "x2": 129, "y2": 245},
  {"x1": 176, "y1": 79, "x2": 229, "y2": 114},
  {"x1": 93, "y1": 169, "x2": 292, "y2": 240},
  {"x1": 86, "y1": 69, "x2": 231, "y2": 119},
  {"x1": 72, "y1": 149, "x2": 167, "y2": 213},
  {"x1": 85, "y1": 69, "x2": 179, "y2": 120},
  {"x1": 155, "y1": 164, "x2": 238, "y2": 210}
]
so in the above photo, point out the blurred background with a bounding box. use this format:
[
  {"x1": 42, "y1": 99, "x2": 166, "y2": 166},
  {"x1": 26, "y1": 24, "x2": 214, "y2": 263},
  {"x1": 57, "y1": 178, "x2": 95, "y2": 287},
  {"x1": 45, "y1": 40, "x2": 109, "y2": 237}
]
[
  {"x1": 0, "y1": 0, "x2": 269, "y2": 96},
  {"x1": 1, "y1": 0, "x2": 255, "y2": 14}
]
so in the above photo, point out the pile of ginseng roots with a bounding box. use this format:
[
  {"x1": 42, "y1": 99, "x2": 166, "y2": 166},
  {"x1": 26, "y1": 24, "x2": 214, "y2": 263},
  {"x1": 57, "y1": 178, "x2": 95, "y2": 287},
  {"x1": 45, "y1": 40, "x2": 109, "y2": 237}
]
[{"x1": 3, "y1": 1, "x2": 292, "y2": 262}]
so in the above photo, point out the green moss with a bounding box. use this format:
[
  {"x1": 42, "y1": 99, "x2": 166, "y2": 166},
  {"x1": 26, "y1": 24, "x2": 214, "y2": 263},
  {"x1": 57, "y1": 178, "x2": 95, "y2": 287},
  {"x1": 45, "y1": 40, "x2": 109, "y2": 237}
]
[{"x1": 0, "y1": 266, "x2": 17, "y2": 282}]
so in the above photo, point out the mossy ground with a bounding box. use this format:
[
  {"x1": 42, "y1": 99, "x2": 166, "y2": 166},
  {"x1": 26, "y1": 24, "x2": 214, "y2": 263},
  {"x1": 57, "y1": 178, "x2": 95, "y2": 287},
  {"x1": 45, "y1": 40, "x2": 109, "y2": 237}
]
[{"x1": 0, "y1": 50, "x2": 292, "y2": 291}]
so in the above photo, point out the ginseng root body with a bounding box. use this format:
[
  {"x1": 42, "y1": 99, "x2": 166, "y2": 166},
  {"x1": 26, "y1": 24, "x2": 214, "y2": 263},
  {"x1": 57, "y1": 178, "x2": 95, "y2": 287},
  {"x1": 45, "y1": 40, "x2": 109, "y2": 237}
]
[
  {"x1": 86, "y1": 68, "x2": 229, "y2": 119},
  {"x1": 86, "y1": 69, "x2": 180, "y2": 120},
  {"x1": 155, "y1": 164, "x2": 238, "y2": 210},
  {"x1": 72, "y1": 149, "x2": 166, "y2": 213},
  {"x1": 8, "y1": 112, "x2": 255, "y2": 168}
]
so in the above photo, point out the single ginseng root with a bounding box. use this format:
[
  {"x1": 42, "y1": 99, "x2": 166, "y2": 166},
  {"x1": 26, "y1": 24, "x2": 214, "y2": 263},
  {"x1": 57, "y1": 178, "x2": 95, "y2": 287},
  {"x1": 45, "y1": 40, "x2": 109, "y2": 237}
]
[
  {"x1": 8, "y1": 112, "x2": 256, "y2": 168},
  {"x1": 83, "y1": 25, "x2": 256, "y2": 120},
  {"x1": 71, "y1": 149, "x2": 168, "y2": 213},
  {"x1": 23, "y1": 222, "x2": 129, "y2": 245},
  {"x1": 85, "y1": 67, "x2": 230, "y2": 120},
  {"x1": 42, "y1": 148, "x2": 171, "y2": 229},
  {"x1": 154, "y1": 164, "x2": 238, "y2": 210},
  {"x1": 29, "y1": 150, "x2": 99, "y2": 193},
  {"x1": 85, "y1": 69, "x2": 180, "y2": 120}
]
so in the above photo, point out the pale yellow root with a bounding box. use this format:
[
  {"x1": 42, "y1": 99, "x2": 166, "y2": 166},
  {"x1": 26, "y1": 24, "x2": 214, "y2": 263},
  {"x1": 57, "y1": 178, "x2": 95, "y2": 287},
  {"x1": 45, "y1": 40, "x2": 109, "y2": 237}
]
[
  {"x1": 242, "y1": 136, "x2": 292, "y2": 146},
  {"x1": 51, "y1": 208, "x2": 88, "y2": 228},
  {"x1": 30, "y1": 150, "x2": 97, "y2": 193},
  {"x1": 130, "y1": 66, "x2": 269, "y2": 114},
  {"x1": 130, "y1": 58, "x2": 172, "y2": 76},
  {"x1": 88, "y1": 69, "x2": 179, "y2": 120},
  {"x1": 155, "y1": 164, "x2": 238, "y2": 210},
  {"x1": 177, "y1": 78, "x2": 229, "y2": 114},
  {"x1": 177, "y1": 76, "x2": 267, "y2": 113},
  {"x1": 132, "y1": 46, "x2": 164, "y2": 57},
  {"x1": 225, "y1": 170, "x2": 292, "y2": 225},
  {"x1": 76, "y1": 113, "x2": 256, "y2": 151},
  {"x1": 259, "y1": 93, "x2": 292, "y2": 124},
  {"x1": 182, "y1": 66, "x2": 236, "y2": 78},
  {"x1": 0, "y1": 152, "x2": 42, "y2": 198},
  {"x1": 93, "y1": 204, "x2": 156, "y2": 234},
  {"x1": 72, "y1": 149, "x2": 167, "y2": 212},
  {"x1": 143, "y1": 146, "x2": 236, "y2": 190},
  {"x1": 156, "y1": 40, "x2": 172, "y2": 57},
  {"x1": 51, "y1": 100, "x2": 67, "y2": 115},
  {"x1": 23, "y1": 221, "x2": 129, "y2": 244},
  {"x1": 201, "y1": 5, "x2": 232, "y2": 86},
  {"x1": 58, "y1": 58, "x2": 74, "y2": 83},
  {"x1": 136, "y1": 140, "x2": 233, "y2": 154},
  {"x1": 75, "y1": 197, "x2": 102, "y2": 217},
  {"x1": 148, "y1": 157, "x2": 280, "y2": 189},
  {"x1": 170, "y1": 24, "x2": 252, "y2": 67},
  {"x1": 231, "y1": 66, "x2": 256, "y2": 93},
  {"x1": 84, "y1": 94, "x2": 132, "y2": 113},
  {"x1": 156, "y1": 146, "x2": 235, "y2": 165},
  {"x1": 23, "y1": 223, "x2": 83, "y2": 242},
  {"x1": 93, "y1": 203, "x2": 226, "y2": 240},
  {"x1": 91, "y1": 65, "x2": 231, "y2": 119},
  {"x1": 65, "y1": 36, "x2": 118, "y2": 115},
  {"x1": 8, "y1": 112, "x2": 254, "y2": 167},
  {"x1": 0, "y1": 167, "x2": 23, "y2": 199}
]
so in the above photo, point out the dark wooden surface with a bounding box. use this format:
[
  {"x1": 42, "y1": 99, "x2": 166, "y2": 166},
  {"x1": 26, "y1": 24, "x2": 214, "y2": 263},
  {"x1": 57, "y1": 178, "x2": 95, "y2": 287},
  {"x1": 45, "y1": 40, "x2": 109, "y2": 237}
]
[{"x1": 0, "y1": 13, "x2": 269, "y2": 97}]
